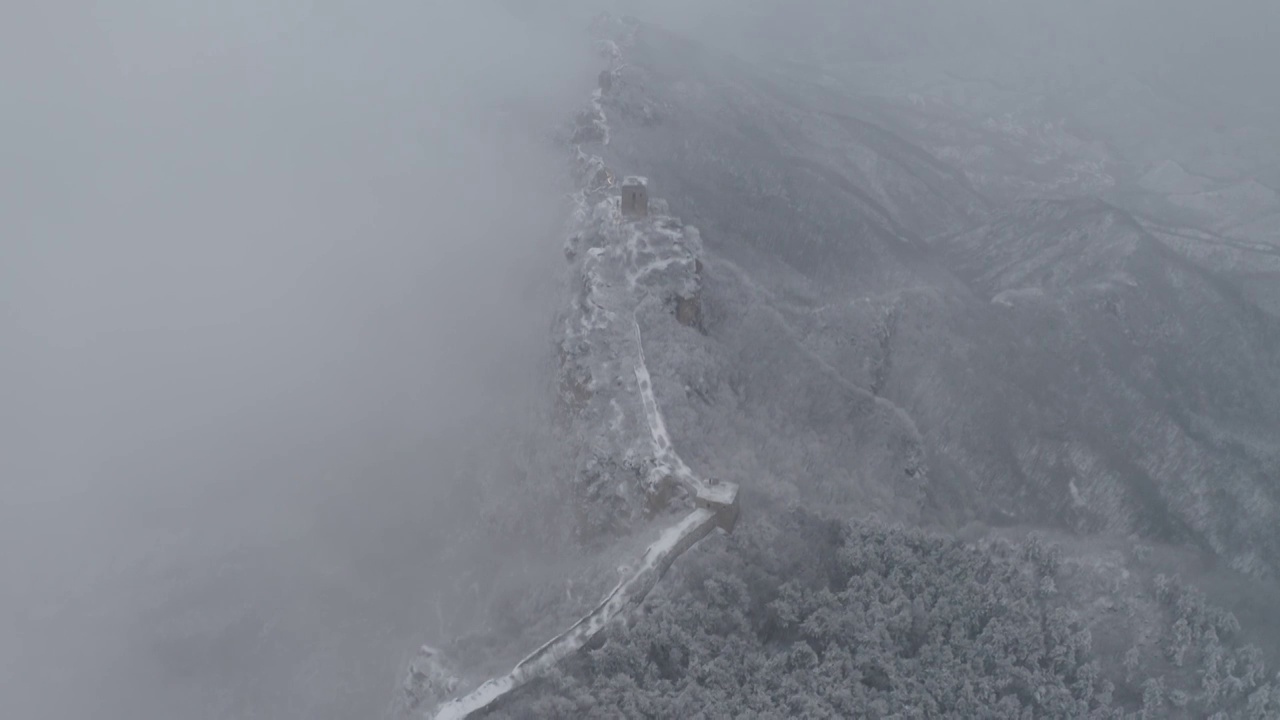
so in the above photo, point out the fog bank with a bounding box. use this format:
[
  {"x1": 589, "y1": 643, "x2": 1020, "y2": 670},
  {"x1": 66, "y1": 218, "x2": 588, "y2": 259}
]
[{"x1": 2, "y1": 3, "x2": 594, "y2": 718}]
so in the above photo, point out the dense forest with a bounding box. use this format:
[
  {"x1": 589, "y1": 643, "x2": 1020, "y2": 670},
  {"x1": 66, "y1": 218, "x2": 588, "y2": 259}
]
[{"x1": 491, "y1": 511, "x2": 1279, "y2": 719}]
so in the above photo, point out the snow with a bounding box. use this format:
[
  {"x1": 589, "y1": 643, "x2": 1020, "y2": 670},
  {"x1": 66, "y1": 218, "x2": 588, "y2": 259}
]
[
  {"x1": 429, "y1": 176, "x2": 734, "y2": 720},
  {"x1": 1068, "y1": 479, "x2": 1085, "y2": 508},
  {"x1": 430, "y1": 508, "x2": 718, "y2": 720},
  {"x1": 591, "y1": 92, "x2": 611, "y2": 146},
  {"x1": 426, "y1": 22, "x2": 735, "y2": 716},
  {"x1": 632, "y1": 319, "x2": 739, "y2": 512},
  {"x1": 697, "y1": 480, "x2": 739, "y2": 507},
  {"x1": 432, "y1": 677, "x2": 513, "y2": 720},
  {"x1": 1139, "y1": 160, "x2": 1209, "y2": 195},
  {"x1": 991, "y1": 287, "x2": 1045, "y2": 307}
]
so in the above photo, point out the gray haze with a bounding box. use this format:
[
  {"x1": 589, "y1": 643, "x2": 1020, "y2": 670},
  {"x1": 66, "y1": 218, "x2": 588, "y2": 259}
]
[
  {"x1": 4, "y1": 2, "x2": 1280, "y2": 719},
  {"x1": 2, "y1": 3, "x2": 594, "y2": 718}
]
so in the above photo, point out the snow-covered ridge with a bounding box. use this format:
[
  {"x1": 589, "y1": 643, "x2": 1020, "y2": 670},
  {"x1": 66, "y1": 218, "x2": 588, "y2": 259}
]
[
  {"x1": 554, "y1": 152, "x2": 715, "y2": 528},
  {"x1": 415, "y1": 15, "x2": 738, "y2": 719}
]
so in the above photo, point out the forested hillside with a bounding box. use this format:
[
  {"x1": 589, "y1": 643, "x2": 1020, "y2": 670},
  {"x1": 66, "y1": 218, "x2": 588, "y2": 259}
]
[{"x1": 496, "y1": 513, "x2": 1280, "y2": 719}]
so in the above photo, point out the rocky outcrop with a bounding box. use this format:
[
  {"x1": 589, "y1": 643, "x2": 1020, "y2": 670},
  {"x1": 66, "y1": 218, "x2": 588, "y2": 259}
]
[{"x1": 398, "y1": 646, "x2": 462, "y2": 716}]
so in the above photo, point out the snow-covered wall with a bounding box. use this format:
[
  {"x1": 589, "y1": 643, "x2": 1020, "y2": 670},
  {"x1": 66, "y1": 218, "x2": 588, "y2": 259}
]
[{"x1": 409, "y1": 15, "x2": 740, "y2": 719}]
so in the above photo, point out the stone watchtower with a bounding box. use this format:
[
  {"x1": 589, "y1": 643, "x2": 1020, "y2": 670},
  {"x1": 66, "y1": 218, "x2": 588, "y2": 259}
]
[{"x1": 620, "y1": 176, "x2": 649, "y2": 217}]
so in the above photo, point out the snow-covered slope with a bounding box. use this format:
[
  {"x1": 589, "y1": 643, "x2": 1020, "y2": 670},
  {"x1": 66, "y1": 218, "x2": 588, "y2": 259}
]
[
  {"x1": 915, "y1": 200, "x2": 1280, "y2": 574},
  {"x1": 582, "y1": 19, "x2": 1280, "y2": 578},
  {"x1": 1139, "y1": 160, "x2": 1211, "y2": 195},
  {"x1": 401, "y1": 10, "x2": 1280, "y2": 716}
]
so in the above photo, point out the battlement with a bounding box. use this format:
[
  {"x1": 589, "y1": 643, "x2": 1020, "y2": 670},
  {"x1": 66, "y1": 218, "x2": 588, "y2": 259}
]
[{"x1": 621, "y1": 176, "x2": 649, "y2": 217}]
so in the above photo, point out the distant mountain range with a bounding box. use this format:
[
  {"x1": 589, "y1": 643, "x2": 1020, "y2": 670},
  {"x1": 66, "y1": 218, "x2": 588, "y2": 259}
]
[{"x1": 569, "y1": 19, "x2": 1280, "y2": 579}]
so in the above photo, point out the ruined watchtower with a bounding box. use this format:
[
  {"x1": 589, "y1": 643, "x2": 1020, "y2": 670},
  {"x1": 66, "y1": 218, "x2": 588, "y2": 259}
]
[{"x1": 621, "y1": 176, "x2": 649, "y2": 217}]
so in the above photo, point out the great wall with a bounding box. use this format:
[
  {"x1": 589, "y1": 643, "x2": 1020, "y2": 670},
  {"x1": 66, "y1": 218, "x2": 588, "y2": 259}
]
[{"x1": 404, "y1": 15, "x2": 741, "y2": 719}]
